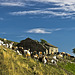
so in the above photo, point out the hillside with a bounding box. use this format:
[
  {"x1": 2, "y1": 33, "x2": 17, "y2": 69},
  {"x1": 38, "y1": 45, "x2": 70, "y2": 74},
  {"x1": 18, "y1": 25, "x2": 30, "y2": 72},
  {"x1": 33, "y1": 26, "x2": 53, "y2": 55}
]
[
  {"x1": 0, "y1": 45, "x2": 75, "y2": 75},
  {"x1": 0, "y1": 38, "x2": 18, "y2": 46}
]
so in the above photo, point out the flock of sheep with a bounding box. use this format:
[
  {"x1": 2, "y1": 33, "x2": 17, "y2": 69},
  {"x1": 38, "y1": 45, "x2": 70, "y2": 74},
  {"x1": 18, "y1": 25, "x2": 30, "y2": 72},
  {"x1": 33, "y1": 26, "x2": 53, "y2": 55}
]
[
  {"x1": 0, "y1": 39, "x2": 74, "y2": 66},
  {"x1": 0, "y1": 39, "x2": 14, "y2": 49}
]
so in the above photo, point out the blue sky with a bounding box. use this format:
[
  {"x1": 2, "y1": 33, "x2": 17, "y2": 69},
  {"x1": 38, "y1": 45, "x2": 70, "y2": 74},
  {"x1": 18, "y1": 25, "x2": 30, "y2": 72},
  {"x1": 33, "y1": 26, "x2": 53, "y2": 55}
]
[{"x1": 0, "y1": 0, "x2": 75, "y2": 56}]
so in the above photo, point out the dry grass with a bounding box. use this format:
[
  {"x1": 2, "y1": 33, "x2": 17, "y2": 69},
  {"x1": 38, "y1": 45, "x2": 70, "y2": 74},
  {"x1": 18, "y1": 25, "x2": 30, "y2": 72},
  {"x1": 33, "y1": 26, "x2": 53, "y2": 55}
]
[{"x1": 0, "y1": 45, "x2": 74, "y2": 75}]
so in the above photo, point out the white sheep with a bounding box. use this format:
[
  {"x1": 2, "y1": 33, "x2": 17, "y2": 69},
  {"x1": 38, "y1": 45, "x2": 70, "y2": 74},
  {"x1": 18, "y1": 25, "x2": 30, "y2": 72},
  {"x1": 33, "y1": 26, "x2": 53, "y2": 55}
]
[
  {"x1": 53, "y1": 56, "x2": 58, "y2": 61},
  {"x1": 24, "y1": 49, "x2": 31, "y2": 58},
  {"x1": 17, "y1": 50, "x2": 22, "y2": 55},
  {"x1": 33, "y1": 54, "x2": 39, "y2": 61},
  {"x1": 58, "y1": 54, "x2": 63, "y2": 58},
  {"x1": 3, "y1": 44, "x2": 6, "y2": 46},
  {"x1": 24, "y1": 50, "x2": 27, "y2": 54},
  {"x1": 18, "y1": 53, "x2": 22, "y2": 55},
  {"x1": 0, "y1": 40, "x2": 4, "y2": 46},
  {"x1": 53, "y1": 56, "x2": 56, "y2": 59},
  {"x1": 9, "y1": 44, "x2": 13, "y2": 49},
  {"x1": 51, "y1": 59, "x2": 57, "y2": 64},
  {"x1": 9, "y1": 42, "x2": 14, "y2": 49},
  {"x1": 26, "y1": 50, "x2": 31, "y2": 58},
  {"x1": 6, "y1": 44, "x2": 9, "y2": 48},
  {"x1": 27, "y1": 50, "x2": 30, "y2": 55},
  {"x1": 17, "y1": 50, "x2": 20, "y2": 54},
  {"x1": 42, "y1": 56, "x2": 47, "y2": 66}
]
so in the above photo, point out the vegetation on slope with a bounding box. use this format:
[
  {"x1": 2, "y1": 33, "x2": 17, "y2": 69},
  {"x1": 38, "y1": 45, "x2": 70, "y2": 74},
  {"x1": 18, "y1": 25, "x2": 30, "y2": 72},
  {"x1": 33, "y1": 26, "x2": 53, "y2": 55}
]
[
  {"x1": 57, "y1": 61, "x2": 75, "y2": 75},
  {"x1": 0, "y1": 38, "x2": 18, "y2": 46},
  {"x1": 72, "y1": 48, "x2": 75, "y2": 54},
  {"x1": 0, "y1": 45, "x2": 75, "y2": 75}
]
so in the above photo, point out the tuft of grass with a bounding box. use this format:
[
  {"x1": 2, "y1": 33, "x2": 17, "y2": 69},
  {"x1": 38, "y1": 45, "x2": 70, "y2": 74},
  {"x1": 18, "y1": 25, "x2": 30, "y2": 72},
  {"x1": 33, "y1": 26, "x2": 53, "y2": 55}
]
[{"x1": 57, "y1": 61, "x2": 75, "y2": 75}]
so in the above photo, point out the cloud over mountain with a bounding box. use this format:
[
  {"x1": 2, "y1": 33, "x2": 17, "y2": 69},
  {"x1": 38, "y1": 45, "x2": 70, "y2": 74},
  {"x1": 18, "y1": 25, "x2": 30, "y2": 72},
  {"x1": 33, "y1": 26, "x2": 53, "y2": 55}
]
[{"x1": 26, "y1": 28, "x2": 61, "y2": 34}]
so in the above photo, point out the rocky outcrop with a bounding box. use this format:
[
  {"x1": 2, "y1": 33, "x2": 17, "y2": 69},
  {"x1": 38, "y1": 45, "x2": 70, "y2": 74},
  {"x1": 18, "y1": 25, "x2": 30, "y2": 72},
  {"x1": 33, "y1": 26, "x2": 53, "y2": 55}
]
[{"x1": 17, "y1": 38, "x2": 46, "y2": 53}]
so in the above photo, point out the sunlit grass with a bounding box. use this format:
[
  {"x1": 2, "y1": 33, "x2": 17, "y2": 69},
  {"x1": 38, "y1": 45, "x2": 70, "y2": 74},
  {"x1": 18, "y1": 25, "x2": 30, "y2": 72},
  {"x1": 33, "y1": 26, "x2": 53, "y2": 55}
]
[{"x1": 0, "y1": 45, "x2": 75, "y2": 75}]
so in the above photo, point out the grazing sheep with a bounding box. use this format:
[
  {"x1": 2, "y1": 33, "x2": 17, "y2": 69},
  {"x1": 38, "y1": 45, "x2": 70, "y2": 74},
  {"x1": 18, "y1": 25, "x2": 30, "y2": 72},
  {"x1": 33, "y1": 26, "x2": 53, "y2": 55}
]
[
  {"x1": 0, "y1": 40, "x2": 4, "y2": 46},
  {"x1": 12, "y1": 46, "x2": 18, "y2": 52},
  {"x1": 3, "y1": 44, "x2": 6, "y2": 46},
  {"x1": 24, "y1": 49, "x2": 31, "y2": 58},
  {"x1": 9, "y1": 44, "x2": 13, "y2": 49},
  {"x1": 42, "y1": 56, "x2": 47, "y2": 66},
  {"x1": 53, "y1": 56, "x2": 58, "y2": 62},
  {"x1": 24, "y1": 50, "x2": 27, "y2": 56},
  {"x1": 19, "y1": 53, "x2": 22, "y2": 55},
  {"x1": 17, "y1": 50, "x2": 22, "y2": 55},
  {"x1": 61, "y1": 52, "x2": 65, "y2": 54},
  {"x1": 17, "y1": 50, "x2": 20, "y2": 54},
  {"x1": 51, "y1": 59, "x2": 57, "y2": 65},
  {"x1": 24, "y1": 50, "x2": 27, "y2": 54},
  {"x1": 33, "y1": 54, "x2": 39, "y2": 61},
  {"x1": 58, "y1": 54, "x2": 63, "y2": 58},
  {"x1": 53, "y1": 56, "x2": 57, "y2": 59},
  {"x1": 26, "y1": 50, "x2": 31, "y2": 58},
  {"x1": 6, "y1": 44, "x2": 9, "y2": 48},
  {"x1": 18, "y1": 47, "x2": 24, "y2": 55},
  {"x1": 9, "y1": 42, "x2": 14, "y2": 49},
  {"x1": 45, "y1": 56, "x2": 49, "y2": 64}
]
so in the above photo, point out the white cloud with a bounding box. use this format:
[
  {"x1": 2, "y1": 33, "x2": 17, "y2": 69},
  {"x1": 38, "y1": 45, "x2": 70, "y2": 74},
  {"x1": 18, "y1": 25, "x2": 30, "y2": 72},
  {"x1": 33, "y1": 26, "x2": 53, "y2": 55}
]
[
  {"x1": 27, "y1": 0, "x2": 75, "y2": 18},
  {"x1": 32, "y1": 0, "x2": 75, "y2": 11},
  {"x1": 31, "y1": 0, "x2": 75, "y2": 12},
  {"x1": 53, "y1": 28, "x2": 62, "y2": 31},
  {"x1": 54, "y1": 27, "x2": 75, "y2": 31},
  {"x1": 0, "y1": 18, "x2": 4, "y2": 20},
  {"x1": 0, "y1": 2, "x2": 25, "y2": 7},
  {"x1": 27, "y1": 28, "x2": 51, "y2": 34},
  {"x1": 29, "y1": 0, "x2": 75, "y2": 4},
  {"x1": 25, "y1": 27, "x2": 75, "y2": 34},
  {"x1": 26, "y1": 28, "x2": 62, "y2": 34},
  {"x1": 4, "y1": 0, "x2": 75, "y2": 19},
  {"x1": 9, "y1": 10, "x2": 74, "y2": 17},
  {"x1": 26, "y1": 27, "x2": 75, "y2": 34},
  {"x1": 45, "y1": 28, "x2": 62, "y2": 32},
  {"x1": 46, "y1": 5, "x2": 75, "y2": 12}
]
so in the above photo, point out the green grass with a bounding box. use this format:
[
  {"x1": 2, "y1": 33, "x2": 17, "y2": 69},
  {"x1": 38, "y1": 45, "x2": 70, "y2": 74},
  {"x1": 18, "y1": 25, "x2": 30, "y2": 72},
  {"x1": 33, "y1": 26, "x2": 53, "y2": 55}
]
[
  {"x1": 57, "y1": 61, "x2": 75, "y2": 75},
  {"x1": 0, "y1": 46, "x2": 75, "y2": 75}
]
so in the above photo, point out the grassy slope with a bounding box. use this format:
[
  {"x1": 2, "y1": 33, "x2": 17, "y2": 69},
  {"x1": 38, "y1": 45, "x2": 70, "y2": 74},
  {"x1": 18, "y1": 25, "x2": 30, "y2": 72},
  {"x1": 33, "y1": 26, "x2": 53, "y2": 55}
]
[
  {"x1": 0, "y1": 46, "x2": 75, "y2": 75},
  {"x1": 57, "y1": 61, "x2": 75, "y2": 75},
  {"x1": 0, "y1": 38, "x2": 18, "y2": 46}
]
